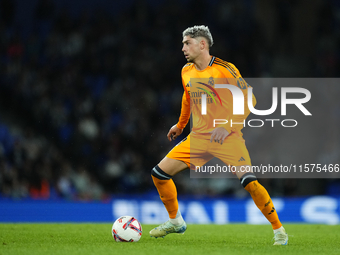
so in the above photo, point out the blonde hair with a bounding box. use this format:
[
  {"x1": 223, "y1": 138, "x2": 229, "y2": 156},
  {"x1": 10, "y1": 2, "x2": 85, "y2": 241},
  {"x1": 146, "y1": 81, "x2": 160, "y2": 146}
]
[{"x1": 182, "y1": 25, "x2": 214, "y2": 48}]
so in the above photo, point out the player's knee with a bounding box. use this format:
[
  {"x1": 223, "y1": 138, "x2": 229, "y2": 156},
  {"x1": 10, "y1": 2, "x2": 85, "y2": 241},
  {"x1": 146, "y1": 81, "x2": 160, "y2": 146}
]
[
  {"x1": 151, "y1": 165, "x2": 173, "y2": 180},
  {"x1": 240, "y1": 172, "x2": 257, "y2": 189}
]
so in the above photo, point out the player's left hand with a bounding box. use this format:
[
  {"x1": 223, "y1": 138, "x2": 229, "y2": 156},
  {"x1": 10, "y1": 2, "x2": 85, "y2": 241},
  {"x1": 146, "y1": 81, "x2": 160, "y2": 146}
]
[{"x1": 209, "y1": 127, "x2": 229, "y2": 144}]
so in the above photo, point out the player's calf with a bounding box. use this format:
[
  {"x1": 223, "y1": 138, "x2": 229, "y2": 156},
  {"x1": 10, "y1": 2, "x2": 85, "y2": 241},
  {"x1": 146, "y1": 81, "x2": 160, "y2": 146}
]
[
  {"x1": 150, "y1": 165, "x2": 186, "y2": 238},
  {"x1": 239, "y1": 171, "x2": 287, "y2": 245}
]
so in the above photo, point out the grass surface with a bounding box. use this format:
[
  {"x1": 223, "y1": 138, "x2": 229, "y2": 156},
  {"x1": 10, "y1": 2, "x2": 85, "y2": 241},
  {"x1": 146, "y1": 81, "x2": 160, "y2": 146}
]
[{"x1": 1, "y1": 224, "x2": 340, "y2": 255}]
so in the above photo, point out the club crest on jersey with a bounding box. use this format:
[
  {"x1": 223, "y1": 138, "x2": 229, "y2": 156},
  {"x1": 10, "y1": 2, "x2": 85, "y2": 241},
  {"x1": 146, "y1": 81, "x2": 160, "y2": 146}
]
[{"x1": 208, "y1": 77, "x2": 214, "y2": 87}]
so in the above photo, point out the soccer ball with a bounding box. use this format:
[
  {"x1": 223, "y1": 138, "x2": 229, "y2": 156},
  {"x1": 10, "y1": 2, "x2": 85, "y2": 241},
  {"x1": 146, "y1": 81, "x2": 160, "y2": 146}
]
[{"x1": 112, "y1": 216, "x2": 142, "y2": 242}]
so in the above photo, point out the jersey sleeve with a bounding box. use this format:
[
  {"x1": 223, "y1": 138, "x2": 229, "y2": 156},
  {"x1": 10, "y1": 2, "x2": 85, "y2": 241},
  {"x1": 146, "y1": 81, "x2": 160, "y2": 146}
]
[
  {"x1": 176, "y1": 91, "x2": 191, "y2": 129},
  {"x1": 176, "y1": 69, "x2": 191, "y2": 129}
]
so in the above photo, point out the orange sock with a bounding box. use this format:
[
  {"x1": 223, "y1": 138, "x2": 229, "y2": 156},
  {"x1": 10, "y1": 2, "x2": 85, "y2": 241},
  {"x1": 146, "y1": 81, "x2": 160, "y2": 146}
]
[
  {"x1": 245, "y1": 180, "x2": 282, "y2": 230},
  {"x1": 152, "y1": 175, "x2": 178, "y2": 219}
]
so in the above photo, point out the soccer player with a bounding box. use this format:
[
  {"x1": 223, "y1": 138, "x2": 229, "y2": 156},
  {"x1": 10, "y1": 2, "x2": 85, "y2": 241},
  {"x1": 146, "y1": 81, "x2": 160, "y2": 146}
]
[{"x1": 149, "y1": 25, "x2": 288, "y2": 245}]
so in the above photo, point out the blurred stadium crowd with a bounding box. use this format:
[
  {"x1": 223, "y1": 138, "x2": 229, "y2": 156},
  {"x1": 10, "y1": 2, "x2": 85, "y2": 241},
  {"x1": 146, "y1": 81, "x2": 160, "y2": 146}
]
[{"x1": 0, "y1": 0, "x2": 339, "y2": 200}]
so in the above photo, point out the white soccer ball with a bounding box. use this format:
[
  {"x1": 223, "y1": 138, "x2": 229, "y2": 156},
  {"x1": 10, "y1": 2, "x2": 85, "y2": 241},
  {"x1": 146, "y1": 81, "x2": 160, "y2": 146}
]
[{"x1": 112, "y1": 216, "x2": 142, "y2": 242}]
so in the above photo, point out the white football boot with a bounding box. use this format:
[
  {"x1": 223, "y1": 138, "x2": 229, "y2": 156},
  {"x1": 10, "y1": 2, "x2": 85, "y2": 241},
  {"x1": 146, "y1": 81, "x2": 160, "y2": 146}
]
[
  {"x1": 149, "y1": 220, "x2": 187, "y2": 238},
  {"x1": 273, "y1": 227, "x2": 288, "y2": 245}
]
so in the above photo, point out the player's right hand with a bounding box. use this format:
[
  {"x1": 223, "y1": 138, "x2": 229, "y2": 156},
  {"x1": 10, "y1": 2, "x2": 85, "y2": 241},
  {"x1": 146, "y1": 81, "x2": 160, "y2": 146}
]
[{"x1": 167, "y1": 124, "x2": 183, "y2": 141}]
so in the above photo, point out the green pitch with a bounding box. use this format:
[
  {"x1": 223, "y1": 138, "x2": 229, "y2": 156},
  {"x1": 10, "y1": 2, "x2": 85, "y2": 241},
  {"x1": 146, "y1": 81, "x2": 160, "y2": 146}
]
[{"x1": 1, "y1": 224, "x2": 339, "y2": 255}]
